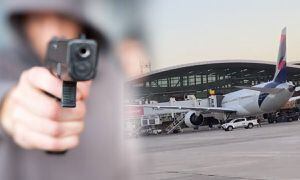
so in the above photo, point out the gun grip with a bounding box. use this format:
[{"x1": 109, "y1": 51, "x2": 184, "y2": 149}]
[
  {"x1": 44, "y1": 81, "x2": 76, "y2": 155},
  {"x1": 62, "y1": 81, "x2": 77, "y2": 108}
]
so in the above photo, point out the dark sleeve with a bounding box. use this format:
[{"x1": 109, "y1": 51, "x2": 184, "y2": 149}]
[{"x1": 0, "y1": 47, "x2": 33, "y2": 143}]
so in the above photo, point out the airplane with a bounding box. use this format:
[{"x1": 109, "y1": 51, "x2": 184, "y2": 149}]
[{"x1": 142, "y1": 27, "x2": 296, "y2": 128}]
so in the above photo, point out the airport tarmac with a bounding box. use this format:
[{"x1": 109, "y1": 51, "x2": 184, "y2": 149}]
[{"x1": 133, "y1": 121, "x2": 300, "y2": 180}]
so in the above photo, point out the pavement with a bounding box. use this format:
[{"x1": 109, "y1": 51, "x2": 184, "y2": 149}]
[{"x1": 132, "y1": 121, "x2": 300, "y2": 180}]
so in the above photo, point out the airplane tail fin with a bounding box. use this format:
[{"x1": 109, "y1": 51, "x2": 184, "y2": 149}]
[{"x1": 273, "y1": 27, "x2": 287, "y2": 83}]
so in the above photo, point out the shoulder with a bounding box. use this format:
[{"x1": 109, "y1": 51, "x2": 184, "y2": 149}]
[{"x1": 0, "y1": 46, "x2": 37, "y2": 80}]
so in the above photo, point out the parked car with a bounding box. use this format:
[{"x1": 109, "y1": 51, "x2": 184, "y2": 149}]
[
  {"x1": 268, "y1": 110, "x2": 299, "y2": 123},
  {"x1": 221, "y1": 118, "x2": 258, "y2": 131}
]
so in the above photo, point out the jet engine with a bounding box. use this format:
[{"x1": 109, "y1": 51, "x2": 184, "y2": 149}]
[{"x1": 184, "y1": 111, "x2": 204, "y2": 128}]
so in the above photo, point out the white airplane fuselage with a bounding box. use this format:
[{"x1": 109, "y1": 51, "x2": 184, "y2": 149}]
[{"x1": 222, "y1": 81, "x2": 294, "y2": 116}]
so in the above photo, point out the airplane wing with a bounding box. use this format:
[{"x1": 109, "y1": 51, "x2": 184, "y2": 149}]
[
  {"x1": 235, "y1": 86, "x2": 285, "y2": 94},
  {"x1": 142, "y1": 105, "x2": 236, "y2": 113}
]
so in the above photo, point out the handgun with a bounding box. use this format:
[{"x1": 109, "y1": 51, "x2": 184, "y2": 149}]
[
  {"x1": 45, "y1": 37, "x2": 98, "y2": 107},
  {"x1": 44, "y1": 37, "x2": 98, "y2": 154}
]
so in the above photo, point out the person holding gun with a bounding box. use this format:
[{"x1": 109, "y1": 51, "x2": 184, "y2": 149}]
[{"x1": 0, "y1": 0, "x2": 133, "y2": 179}]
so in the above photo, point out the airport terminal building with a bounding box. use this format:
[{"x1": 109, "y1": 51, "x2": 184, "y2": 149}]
[{"x1": 128, "y1": 60, "x2": 300, "y2": 102}]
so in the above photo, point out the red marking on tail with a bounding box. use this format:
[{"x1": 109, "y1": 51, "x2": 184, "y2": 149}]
[
  {"x1": 278, "y1": 60, "x2": 286, "y2": 70},
  {"x1": 281, "y1": 35, "x2": 286, "y2": 42}
]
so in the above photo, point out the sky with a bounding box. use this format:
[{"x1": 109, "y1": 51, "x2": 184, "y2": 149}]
[
  {"x1": 0, "y1": 0, "x2": 299, "y2": 71},
  {"x1": 142, "y1": 0, "x2": 300, "y2": 70}
]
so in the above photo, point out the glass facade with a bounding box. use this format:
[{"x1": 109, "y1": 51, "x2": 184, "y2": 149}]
[
  {"x1": 129, "y1": 62, "x2": 300, "y2": 102},
  {"x1": 170, "y1": 77, "x2": 180, "y2": 87}
]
